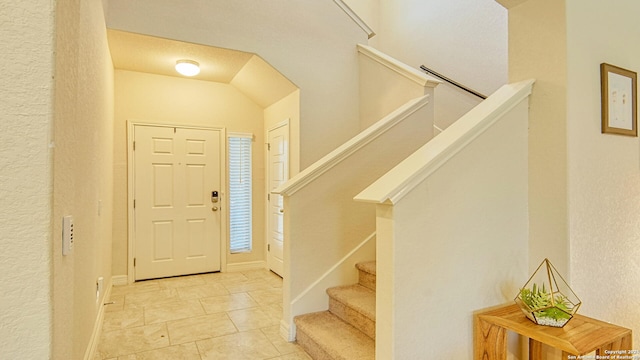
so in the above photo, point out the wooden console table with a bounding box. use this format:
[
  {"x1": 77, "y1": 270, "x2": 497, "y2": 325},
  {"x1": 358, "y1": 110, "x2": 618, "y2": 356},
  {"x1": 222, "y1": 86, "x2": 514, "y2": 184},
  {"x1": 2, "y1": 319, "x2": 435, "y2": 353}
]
[{"x1": 475, "y1": 304, "x2": 632, "y2": 359}]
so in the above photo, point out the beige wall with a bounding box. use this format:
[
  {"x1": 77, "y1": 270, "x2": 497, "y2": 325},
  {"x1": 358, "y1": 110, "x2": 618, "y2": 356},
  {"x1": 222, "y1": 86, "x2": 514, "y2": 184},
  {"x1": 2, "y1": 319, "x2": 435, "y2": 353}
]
[
  {"x1": 264, "y1": 90, "x2": 301, "y2": 177},
  {"x1": 0, "y1": 0, "x2": 55, "y2": 358},
  {"x1": 113, "y1": 70, "x2": 267, "y2": 276},
  {"x1": 565, "y1": 0, "x2": 640, "y2": 345},
  {"x1": 507, "y1": 0, "x2": 569, "y2": 275},
  {"x1": 505, "y1": 0, "x2": 640, "y2": 347},
  {"x1": 106, "y1": 0, "x2": 369, "y2": 169},
  {"x1": 375, "y1": 0, "x2": 508, "y2": 131},
  {"x1": 52, "y1": 0, "x2": 115, "y2": 358}
]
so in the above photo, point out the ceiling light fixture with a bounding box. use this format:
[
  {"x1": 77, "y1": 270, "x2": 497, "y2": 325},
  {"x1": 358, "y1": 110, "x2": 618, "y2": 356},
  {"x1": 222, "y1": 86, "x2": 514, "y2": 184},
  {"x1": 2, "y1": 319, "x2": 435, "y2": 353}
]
[{"x1": 175, "y1": 59, "x2": 200, "y2": 76}]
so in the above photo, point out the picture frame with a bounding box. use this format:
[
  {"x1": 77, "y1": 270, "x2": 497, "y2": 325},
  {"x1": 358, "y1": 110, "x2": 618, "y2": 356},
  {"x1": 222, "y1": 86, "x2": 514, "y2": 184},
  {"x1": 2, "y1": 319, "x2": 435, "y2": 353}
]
[{"x1": 601, "y1": 63, "x2": 637, "y2": 136}]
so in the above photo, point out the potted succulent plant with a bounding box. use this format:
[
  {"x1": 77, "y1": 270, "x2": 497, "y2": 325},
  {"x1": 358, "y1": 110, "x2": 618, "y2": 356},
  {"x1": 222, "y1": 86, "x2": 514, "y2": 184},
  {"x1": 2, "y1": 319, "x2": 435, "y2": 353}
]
[{"x1": 514, "y1": 258, "x2": 581, "y2": 327}]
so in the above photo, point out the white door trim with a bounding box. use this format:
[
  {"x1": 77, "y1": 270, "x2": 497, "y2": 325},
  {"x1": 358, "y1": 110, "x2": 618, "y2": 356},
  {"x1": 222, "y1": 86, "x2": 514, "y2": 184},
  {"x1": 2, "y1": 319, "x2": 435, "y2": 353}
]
[
  {"x1": 265, "y1": 119, "x2": 290, "y2": 276},
  {"x1": 127, "y1": 120, "x2": 227, "y2": 283}
]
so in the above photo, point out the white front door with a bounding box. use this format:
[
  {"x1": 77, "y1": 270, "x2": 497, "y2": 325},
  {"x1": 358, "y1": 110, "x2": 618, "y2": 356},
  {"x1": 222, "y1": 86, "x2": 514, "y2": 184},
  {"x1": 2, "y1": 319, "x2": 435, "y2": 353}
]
[
  {"x1": 133, "y1": 125, "x2": 222, "y2": 280},
  {"x1": 267, "y1": 123, "x2": 289, "y2": 277}
]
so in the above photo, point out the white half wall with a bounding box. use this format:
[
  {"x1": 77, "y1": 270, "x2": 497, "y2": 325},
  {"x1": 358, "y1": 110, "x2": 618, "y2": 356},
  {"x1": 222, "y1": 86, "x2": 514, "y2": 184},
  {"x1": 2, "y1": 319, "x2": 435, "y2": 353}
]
[{"x1": 374, "y1": 99, "x2": 529, "y2": 359}]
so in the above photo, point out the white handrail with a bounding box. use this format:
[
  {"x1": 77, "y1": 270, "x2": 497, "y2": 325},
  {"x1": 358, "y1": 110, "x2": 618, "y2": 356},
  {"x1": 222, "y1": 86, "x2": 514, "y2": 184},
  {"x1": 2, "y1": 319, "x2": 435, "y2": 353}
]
[
  {"x1": 273, "y1": 95, "x2": 430, "y2": 196},
  {"x1": 354, "y1": 79, "x2": 535, "y2": 205},
  {"x1": 360, "y1": 45, "x2": 441, "y2": 88},
  {"x1": 333, "y1": 0, "x2": 376, "y2": 39}
]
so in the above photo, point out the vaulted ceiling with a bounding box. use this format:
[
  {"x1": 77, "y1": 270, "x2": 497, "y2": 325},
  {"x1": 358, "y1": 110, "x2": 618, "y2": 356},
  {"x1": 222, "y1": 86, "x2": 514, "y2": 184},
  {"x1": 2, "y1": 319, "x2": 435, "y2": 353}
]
[{"x1": 107, "y1": 29, "x2": 297, "y2": 108}]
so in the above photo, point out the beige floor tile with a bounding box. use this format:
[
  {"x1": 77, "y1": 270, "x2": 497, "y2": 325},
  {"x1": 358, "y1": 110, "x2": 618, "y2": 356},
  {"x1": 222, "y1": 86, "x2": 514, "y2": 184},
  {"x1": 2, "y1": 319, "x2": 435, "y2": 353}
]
[
  {"x1": 124, "y1": 288, "x2": 180, "y2": 308},
  {"x1": 198, "y1": 271, "x2": 248, "y2": 284},
  {"x1": 96, "y1": 270, "x2": 304, "y2": 359},
  {"x1": 104, "y1": 295, "x2": 125, "y2": 312},
  {"x1": 196, "y1": 329, "x2": 280, "y2": 360},
  {"x1": 144, "y1": 299, "x2": 205, "y2": 324},
  {"x1": 260, "y1": 325, "x2": 305, "y2": 356},
  {"x1": 227, "y1": 307, "x2": 280, "y2": 331},
  {"x1": 111, "y1": 281, "x2": 161, "y2": 297},
  {"x1": 241, "y1": 269, "x2": 276, "y2": 280},
  {"x1": 167, "y1": 312, "x2": 238, "y2": 345},
  {"x1": 248, "y1": 288, "x2": 283, "y2": 305},
  {"x1": 117, "y1": 342, "x2": 201, "y2": 360},
  {"x1": 242, "y1": 270, "x2": 283, "y2": 288},
  {"x1": 200, "y1": 292, "x2": 258, "y2": 314},
  {"x1": 158, "y1": 275, "x2": 206, "y2": 289},
  {"x1": 268, "y1": 352, "x2": 313, "y2": 360},
  {"x1": 223, "y1": 280, "x2": 274, "y2": 294},
  {"x1": 103, "y1": 308, "x2": 145, "y2": 332},
  {"x1": 259, "y1": 302, "x2": 284, "y2": 322},
  {"x1": 177, "y1": 282, "x2": 229, "y2": 300},
  {"x1": 96, "y1": 323, "x2": 169, "y2": 358}
]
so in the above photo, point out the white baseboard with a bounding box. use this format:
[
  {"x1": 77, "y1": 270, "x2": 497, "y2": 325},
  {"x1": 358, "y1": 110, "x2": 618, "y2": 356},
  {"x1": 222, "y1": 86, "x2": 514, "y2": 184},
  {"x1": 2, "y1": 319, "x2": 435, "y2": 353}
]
[
  {"x1": 225, "y1": 260, "x2": 267, "y2": 272},
  {"x1": 111, "y1": 275, "x2": 128, "y2": 286},
  {"x1": 280, "y1": 319, "x2": 296, "y2": 342},
  {"x1": 83, "y1": 278, "x2": 112, "y2": 360}
]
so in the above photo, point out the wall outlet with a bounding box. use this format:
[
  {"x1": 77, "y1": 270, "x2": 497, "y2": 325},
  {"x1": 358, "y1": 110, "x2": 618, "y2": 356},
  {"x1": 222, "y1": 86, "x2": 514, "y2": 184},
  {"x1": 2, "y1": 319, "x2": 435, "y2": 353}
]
[{"x1": 62, "y1": 215, "x2": 74, "y2": 256}]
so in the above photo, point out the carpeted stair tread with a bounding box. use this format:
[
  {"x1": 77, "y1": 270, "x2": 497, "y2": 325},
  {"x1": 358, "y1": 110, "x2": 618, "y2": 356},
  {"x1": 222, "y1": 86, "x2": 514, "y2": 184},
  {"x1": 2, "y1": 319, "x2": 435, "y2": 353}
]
[
  {"x1": 295, "y1": 311, "x2": 375, "y2": 360},
  {"x1": 355, "y1": 261, "x2": 376, "y2": 276},
  {"x1": 356, "y1": 261, "x2": 376, "y2": 291},
  {"x1": 327, "y1": 284, "x2": 375, "y2": 321}
]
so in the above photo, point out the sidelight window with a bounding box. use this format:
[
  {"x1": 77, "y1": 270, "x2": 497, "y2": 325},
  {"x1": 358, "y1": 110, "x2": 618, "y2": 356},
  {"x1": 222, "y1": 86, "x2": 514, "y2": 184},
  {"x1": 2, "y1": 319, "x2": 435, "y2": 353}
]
[{"x1": 228, "y1": 133, "x2": 253, "y2": 253}]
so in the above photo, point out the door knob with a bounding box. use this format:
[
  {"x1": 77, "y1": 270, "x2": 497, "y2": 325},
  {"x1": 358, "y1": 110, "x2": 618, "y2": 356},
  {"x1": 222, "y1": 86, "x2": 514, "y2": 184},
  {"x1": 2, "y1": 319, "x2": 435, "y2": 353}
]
[
  {"x1": 279, "y1": 208, "x2": 284, "y2": 213},
  {"x1": 212, "y1": 206, "x2": 218, "y2": 212}
]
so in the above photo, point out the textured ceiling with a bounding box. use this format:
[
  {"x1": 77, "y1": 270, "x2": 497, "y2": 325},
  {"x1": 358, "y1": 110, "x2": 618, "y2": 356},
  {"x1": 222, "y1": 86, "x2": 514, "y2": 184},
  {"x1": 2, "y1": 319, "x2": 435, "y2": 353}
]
[
  {"x1": 106, "y1": 29, "x2": 298, "y2": 107},
  {"x1": 107, "y1": 29, "x2": 254, "y2": 83}
]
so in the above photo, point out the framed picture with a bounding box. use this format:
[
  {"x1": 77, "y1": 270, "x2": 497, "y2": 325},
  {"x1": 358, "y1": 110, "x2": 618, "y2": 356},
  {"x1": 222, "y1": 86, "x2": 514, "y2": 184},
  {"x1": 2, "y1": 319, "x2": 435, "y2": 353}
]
[{"x1": 601, "y1": 63, "x2": 637, "y2": 136}]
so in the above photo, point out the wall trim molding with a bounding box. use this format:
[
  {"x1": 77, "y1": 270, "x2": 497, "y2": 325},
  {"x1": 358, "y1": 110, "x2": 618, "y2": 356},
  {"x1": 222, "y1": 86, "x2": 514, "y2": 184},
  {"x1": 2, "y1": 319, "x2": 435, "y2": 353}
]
[{"x1": 83, "y1": 278, "x2": 112, "y2": 360}]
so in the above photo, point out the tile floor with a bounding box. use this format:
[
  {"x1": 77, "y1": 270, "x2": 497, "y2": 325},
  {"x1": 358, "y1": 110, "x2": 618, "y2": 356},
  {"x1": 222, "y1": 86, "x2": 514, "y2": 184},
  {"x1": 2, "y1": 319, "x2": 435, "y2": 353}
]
[{"x1": 95, "y1": 269, "x2": 311, "y2": 360}]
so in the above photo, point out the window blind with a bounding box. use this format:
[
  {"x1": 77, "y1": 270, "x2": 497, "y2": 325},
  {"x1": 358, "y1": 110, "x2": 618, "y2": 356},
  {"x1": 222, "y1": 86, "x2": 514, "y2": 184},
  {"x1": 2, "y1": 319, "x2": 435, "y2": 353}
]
[{"x1": 228, "y1": 134, "x2": 253, "y2": 253}]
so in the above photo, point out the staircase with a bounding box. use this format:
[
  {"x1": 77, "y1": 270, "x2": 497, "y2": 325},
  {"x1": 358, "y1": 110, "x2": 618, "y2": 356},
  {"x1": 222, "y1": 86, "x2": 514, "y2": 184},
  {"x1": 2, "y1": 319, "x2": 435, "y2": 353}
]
[{"x1": 294, "y1": 261, "x2": 376, "y2": 359}]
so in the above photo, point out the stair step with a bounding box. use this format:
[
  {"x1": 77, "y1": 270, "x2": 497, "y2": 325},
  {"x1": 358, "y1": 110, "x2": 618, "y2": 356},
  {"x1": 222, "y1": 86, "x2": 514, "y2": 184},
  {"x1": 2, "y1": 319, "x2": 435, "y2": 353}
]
[
  {"x1": 327, "y1": 284, "x2": 375, "y2": 339},
  {"x1": 356, "y1": 261, "x2": 376, "y2": 291},
  {"x1": 295, "y1": 311, "x2": 375, "y2": 360}
]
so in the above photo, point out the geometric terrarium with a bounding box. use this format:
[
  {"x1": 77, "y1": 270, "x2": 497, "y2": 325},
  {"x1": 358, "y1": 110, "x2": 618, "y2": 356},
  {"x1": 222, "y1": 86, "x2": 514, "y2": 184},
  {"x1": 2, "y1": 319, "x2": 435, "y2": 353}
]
[{"x1": 514, "y1": 258, "x2": 582, "y2": 328}]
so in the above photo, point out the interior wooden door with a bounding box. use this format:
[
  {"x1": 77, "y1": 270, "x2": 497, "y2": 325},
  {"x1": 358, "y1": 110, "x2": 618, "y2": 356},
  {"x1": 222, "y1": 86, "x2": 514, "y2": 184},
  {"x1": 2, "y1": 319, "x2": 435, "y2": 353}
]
[{"x1": 133, "y1": 125, "x2": 221, "y2": 280}]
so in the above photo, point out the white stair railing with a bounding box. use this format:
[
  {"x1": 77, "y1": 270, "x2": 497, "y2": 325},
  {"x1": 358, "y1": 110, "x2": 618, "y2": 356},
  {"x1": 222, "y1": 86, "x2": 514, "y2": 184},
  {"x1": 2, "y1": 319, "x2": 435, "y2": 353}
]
[{"x1": 355, "y1": 79, "x2": 535, "y2": 359}]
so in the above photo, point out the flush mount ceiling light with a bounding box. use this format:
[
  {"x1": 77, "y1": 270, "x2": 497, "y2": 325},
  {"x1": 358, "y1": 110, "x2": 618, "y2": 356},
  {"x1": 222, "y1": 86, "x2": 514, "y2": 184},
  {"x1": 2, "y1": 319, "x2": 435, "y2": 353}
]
[{"x1": 175, "y1": 59, "x2": 200, "y2": 76}]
